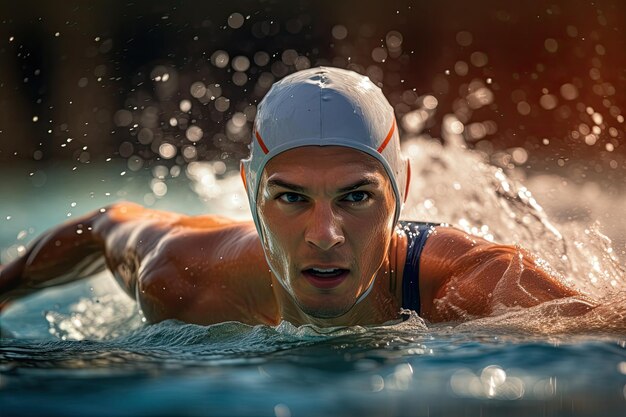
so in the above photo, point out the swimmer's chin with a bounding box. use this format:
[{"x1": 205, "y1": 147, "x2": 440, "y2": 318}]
[
  {"x1": 296, "y1": 301, "x2": 356, "y2": 320},
  {"x1": 304, "y1": 310, "x2": 345, "y2": 319}
]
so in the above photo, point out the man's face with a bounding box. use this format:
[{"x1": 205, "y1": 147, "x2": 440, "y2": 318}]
[{"x1": 257, "y1": 146, "x2": 397, "y2": 318}]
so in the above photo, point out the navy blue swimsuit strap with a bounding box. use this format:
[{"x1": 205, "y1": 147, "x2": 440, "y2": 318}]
[{"x1": 399, "y1": 221, "x2": 440, "y2": 315}]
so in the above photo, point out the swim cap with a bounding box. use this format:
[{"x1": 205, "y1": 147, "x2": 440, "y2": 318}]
[{"x1": 242, "y1": 66, "x2": 409, "y2": 241}]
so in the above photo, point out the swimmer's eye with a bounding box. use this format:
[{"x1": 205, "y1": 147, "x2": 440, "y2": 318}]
[
  {"x1": 277, "y1": 192, "x2": 306, "y2": 203},
  {"x1": 341, "y1": 191, "x2": 370, "y2": 203}
]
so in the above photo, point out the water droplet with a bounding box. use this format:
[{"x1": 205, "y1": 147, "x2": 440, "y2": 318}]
[
  {"x1": 232, "y1": 56, "x2": 251, "y2": 72},
  {"x1": 158, "y1": 143, "x2": 177, "y2": 159},
  {"x1": 470, "y1": 51, "x2": 488, "y2": 67},
  {"x1": 179, "y1": 99, "x2": 192, "y2": 112},
  {"x1": 185, "y1": 125, "x2": 204, "y2": 142},
  {"x1": 560, "y1": 83, "x2": 578, "y2": 100},
  {"x1": 210, "y1": 50, "x2": 230, "y2": 68},
  {"x1": 517, "y1": 101, "x2": 531, "y2": 116},
  {"x1": 371, "y1": 47, "x2": 388, "y2": 63},
  {"x1": 456, "y1": 31, "x2": 473, "y2": 46},
  {"x1": 227, "y1": 13, "x2": 244, "y2": 29},
  {"x1": 544, "y1": 38, "x2": 559, "y2": 53},
  {"x1": 332, "y1": 25, "x2": 348, "y2": 40},
  {"x1": 539, "y1": 94, "x2": 558, "y2": 110},
  {"x1": 453, "y1": 60, "x2": 468, "y2": 76},
  {"x1": 386, "y1": 30, "x2": 403, "y2": 49}
]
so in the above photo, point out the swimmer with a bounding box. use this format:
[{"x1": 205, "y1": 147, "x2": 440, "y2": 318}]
[{"x1": 0, "y1": 67, "x2": 593, "y2": 327}]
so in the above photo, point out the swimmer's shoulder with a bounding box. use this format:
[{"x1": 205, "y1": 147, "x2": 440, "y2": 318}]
[
  {"x1": 96, "y1": 201, "x2": 261, "y2": 272},
  {"x1": 132, "y1": 211, "x2": 271, "y2": 325},
  {"x1": 419, "y1": 225, "x2": 491, "y2": 271},
  {"x1": 412, "y1": 225, "x2": 489, "y2": 319},
  {"x1": 143, "y1": 213, "x2": 262, "y2": 272},
  {"x1": 97, "y1": 201, "x2": 254, "y2": 231},
  {"x1": 397, "y1": 221, "x2": 477, "y2": 255},
  {"x1": 424, "y1": 225, "x2": 485, "y2": 250}
]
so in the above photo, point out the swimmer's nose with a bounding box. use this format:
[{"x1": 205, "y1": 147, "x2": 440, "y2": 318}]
[{"x1": 305, "y1": 203, "x2": 345, "y2": 251}]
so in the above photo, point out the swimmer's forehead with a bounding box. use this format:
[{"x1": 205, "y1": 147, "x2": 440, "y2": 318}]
[{"x1": 261, "y1": 146, "x2": 391, "y2": 192}]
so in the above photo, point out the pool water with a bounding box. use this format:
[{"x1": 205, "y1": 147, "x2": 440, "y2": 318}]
[
  {"x1": 2, "y1": 318, "x2": 625, "y2": 417},
  {"x1": 1, "y1": 139, "x2": 625, "y2": 416}
]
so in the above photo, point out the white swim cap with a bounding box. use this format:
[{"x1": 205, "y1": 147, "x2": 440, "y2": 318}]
[{"x1": 241, "y1": 66, "x2": 409, "y2": 241}]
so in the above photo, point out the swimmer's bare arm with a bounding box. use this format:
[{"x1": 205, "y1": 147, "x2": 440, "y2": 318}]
[
  {"x1": 0, "y1": 203, "x2": 180, "y2": 308},
  {"x1": 0, "y1": 207, "x2": 112, "y2": 309},
  {"x1": 0, "y1": 202, "x2": 276, "y2": 324},
  {"x1": 418, "y1": 227, "x2": 594, "y2": 322}
]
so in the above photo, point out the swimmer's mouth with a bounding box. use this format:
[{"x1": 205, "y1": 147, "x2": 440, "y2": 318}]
[
  {"x1": 302, "y1": 268, "x2": 349, "y2": 289},
  {"x1": 304, "y1": 268, "x2": 348, "y2": 278}
]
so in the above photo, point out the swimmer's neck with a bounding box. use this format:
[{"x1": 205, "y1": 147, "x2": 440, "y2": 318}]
[{"x1": 270, "y1": 232, "x2": 406, "y2": 327}]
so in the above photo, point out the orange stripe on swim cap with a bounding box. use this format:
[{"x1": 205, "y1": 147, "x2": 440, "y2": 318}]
[
  {"x1": 376, "y1": 117, "x2": 396, "y2": 153},
  {"x1": 240, "y1": 162, "x2": 247, "y2": 188},
  {"x1": 255, "y1": 130, "x2": 270, "y2": 154}
]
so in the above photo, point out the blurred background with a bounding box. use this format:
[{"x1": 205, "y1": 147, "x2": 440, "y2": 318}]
[{"x1": 0, "y1": 0, "x2": 625, "y2": 254}]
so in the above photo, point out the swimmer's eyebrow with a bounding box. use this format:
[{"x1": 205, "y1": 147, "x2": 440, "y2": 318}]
[
  {"x1": 266, "y1": 177, "x2": 381, "y2": 193},
  {"x1": 266, "y1": 179, "x2": 306, "y2": 193},
  {"x1": 337, "y1": 178, "x2": 380, "y2": 193}
]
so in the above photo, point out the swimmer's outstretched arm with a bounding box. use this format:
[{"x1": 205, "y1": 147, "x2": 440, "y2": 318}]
[
  {"x1": 0, "y1": 202, "x2": 176, "y2": 310},
  {"x1": 419, "y1": 227, "x2": 596, "y2": 322},
  {"x1": 0, "y1": 208, "x2": 108, "y2": 309},
  {"x1": 1, "y1": 203, "x2": 271, "y2": 324}
]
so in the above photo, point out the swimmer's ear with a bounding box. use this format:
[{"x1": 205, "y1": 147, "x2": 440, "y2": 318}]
[
  {"x1": 240, "y1": 162, "x2": 247, "y2": 191},
  {"x1": 403, "y1": 159, "x2": 411, "y2": 202}
]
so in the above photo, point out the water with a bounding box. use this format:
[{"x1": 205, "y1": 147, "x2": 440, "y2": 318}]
[
  {"x1": 2, "y1": 319, "x2": 624, "y2": 417},
  {"x1": 2, "y1": 2, "x2": 625, "y2": 414},
  {"x1": 1, "y1": 138, "x2": 625, "y2": 416}
]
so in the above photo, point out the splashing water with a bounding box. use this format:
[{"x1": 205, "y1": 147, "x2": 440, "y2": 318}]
[
  {"x1": 45, "y1": 293, "x2": 142, "y2": 341},
  {"x1": 399, "y1": 134, "x2": 625, "y2": 332},
  {"x1": 403, "y1": 135, "x2": 621, "y2": 286}
]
